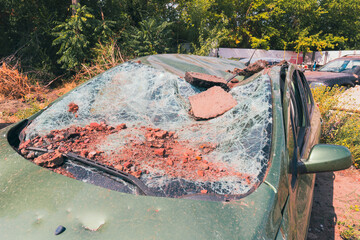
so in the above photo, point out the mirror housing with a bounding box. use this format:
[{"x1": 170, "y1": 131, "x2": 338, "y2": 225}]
[{"x1": 298, "y1": 144, "x2": 352, "y2": 174}]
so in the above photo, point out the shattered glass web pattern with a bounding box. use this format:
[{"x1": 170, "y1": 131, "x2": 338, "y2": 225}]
[{"x1": 25, "y1": 62, "x2": 272, "y2": 197}]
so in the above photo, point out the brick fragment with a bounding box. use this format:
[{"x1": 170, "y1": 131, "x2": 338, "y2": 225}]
[
  {"x1": 116, "y1": 123, "x2": 127, "y2": 130},
  {"x1": 114, "y1": 164, "x2": 123, "y2": 171},
  {"x1": 89, "y1": 122, "x2": 100, "y2": 128},
  {"x1": 189, "y1": 86, "x2": 237, "y2": 120},
  {"x1": 19, "y1": 140, "x2": 31, "y2": 150},
  {"x1": 123, "y1": 162, "x2": 132, "y2": 168},
  {"x1": 68, "y1": 102, "x2": 79, "y2": 113},
  {"x1": 88, "y1": 151, "x2": 97, "y2": 159},
  {"x1": 33, "y1": 150, "x2": 64, "y2": 168},
  {"x1": 154, "y1": 148, "x2": 166, "y2": 156},
  {"x1": 197, "y1": 170, "x2": 204, "y2": 177},
  {"x1": 154, "y1": 130, "x2": 167, "y2": 139}
]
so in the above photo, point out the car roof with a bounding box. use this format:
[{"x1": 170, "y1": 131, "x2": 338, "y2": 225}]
[{"x1": 337, "y1": 55, "x2": 360, "y2": 60}]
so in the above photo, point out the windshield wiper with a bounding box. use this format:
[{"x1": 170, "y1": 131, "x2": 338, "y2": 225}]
[
  {"x1": 25, "y1": 147, "x2": 155, "y2": 196},
  {"x1": 64, "y1": 152, "x2": 155, "y2": 196}
]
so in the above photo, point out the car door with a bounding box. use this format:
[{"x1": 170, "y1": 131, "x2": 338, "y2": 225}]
[{"x1": 286, "y1": 69, "x2": 321, "y2": 239}]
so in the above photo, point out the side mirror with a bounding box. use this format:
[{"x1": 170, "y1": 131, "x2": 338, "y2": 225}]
[{"x1": 298, "y1": 144, "x2": 352, "y2": 174}]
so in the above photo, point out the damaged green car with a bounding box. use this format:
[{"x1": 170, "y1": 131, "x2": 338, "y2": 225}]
[{"x1": 0, "y1": 54, "x2": 351, "y2": 239}]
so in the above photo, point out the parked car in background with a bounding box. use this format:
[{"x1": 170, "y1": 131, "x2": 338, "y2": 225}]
[
  {"x1": 305, "y1": 55, "x2": 360, "y2": 88},
  {"x1": 0, "y1": 54, "x2": 352, "y2": 239}
]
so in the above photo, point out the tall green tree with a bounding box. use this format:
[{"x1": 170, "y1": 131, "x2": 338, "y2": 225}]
[
  {"x1": 176, "y1": 0, "x2": 231, "y2": 54},
  {"x1": 0, "y1": 0, "x2": 69, "y2": 75},
  {"x1": 222, "y1": 0, "x2": 348, "y2": 53},
  {"x1": 1, "y1": 0, "x2": 360, "y2": 81},
  {"x1": 320, "y1": 0, "x2": 360, "y2": 49},
  {"x1": 52, "y1": 4, "x2": 96, "y2": 70}
]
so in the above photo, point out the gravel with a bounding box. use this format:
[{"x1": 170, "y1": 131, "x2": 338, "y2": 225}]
[{"x1": 337, "y1": 85, "x2": 360, "y2": 111}]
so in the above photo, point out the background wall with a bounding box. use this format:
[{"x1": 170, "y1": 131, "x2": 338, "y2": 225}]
[{"x1": 216, "y1": 48, "x2": 360, "y2": 65}]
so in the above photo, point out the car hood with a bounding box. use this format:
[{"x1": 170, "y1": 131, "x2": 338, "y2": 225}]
[
  {"x1": 304, "y1": 71, "x2": 357, "y2": 82},
  {"x1": 0, "y1": 120, "x2": 285, "y2": 239}
]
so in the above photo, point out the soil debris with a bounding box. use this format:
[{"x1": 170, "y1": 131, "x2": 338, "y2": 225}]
[
  {"x1": 154, "y1": 148, "x2": 166, "y2": 156},
  {"x1": 20, "y1": 123, "x2": 252, "y2": 183},
  {"x1": 228, "y1": 60, "x2": 270, "y2": 77},
  {"x1": 189, "y1": 86, "x2": 237, "y2": 120},
  {"x1": 116, "y1": 123, "x2": 127, "y2": 130},
  {"x1": 53, "y1": 167, "x2": 75, "y2": 179},
  {"x1": 68, "y1": 102, "x2": 79, "y2": 113}
]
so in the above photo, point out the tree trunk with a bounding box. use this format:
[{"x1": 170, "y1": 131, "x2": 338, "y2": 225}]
[{"x1": 71, "y1": 0, "x2": 79, "y2": 15}]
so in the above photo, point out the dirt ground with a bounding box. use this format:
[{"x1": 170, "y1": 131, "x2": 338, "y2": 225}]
[
  {"x1": 0, "y1": 99, "x2": 30, "y2": 123},
  {"x1": 307, "y1": 168, "x2": 360, "y2": 240}
]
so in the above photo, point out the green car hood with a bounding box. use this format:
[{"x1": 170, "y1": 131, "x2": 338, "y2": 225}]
[{"x1": 0, "y1": 55, "x2": 288, "y2": 239}]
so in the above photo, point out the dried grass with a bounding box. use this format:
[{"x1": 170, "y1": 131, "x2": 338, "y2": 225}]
[
  {"x1": 73, "y1": 40, "x2": 129, "y2": 83},
  {"x1": 0, "y1": 62, "x2": 40, "y2": 99},
  {"x1": 55, "y1": 81, "x2": 78, "y2": 96}
]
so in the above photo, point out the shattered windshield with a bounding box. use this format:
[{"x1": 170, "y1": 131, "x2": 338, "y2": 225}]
[{"x1": 20, "y1": 55, "x2": 273, "y2": 200}]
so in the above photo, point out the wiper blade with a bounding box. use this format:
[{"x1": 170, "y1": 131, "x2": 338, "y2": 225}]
[
  {"x1": 25, "y1": 147, "x2": 155, "y2": 196},
  {"x1": 63, "y1": 152, "x2": 155, "y2": 196},
  {"x1": 26, "y1": 146, "x2": 54, "y2": 153}
]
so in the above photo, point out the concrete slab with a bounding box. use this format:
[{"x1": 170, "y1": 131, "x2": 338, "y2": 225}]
[
  {"x1": 189, "y1": 86, "x2": 237, "y2": 120},
  {"x1": 185, "y1": 72, "x2": 230, "y2": 91}
]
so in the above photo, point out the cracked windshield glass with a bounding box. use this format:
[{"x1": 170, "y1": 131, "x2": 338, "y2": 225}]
[{"x1": 19, "y1": 57, "x2": 273, "y2": 199}]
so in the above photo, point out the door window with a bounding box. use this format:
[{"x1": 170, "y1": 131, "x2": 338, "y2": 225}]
[{"x1": 287, "y1": 70, "x2": 312, "y2": 185}]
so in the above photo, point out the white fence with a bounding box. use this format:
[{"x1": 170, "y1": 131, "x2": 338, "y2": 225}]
[
  {"x1": 215, "y1": 48, "x2": 360, "y2": 65},
  {"x1": 304, "y1": 50, "x2": 360, "y2": 65}
]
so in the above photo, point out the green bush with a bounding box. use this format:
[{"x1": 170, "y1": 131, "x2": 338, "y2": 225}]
[
  {"x1": 128, "y1": 18, "x2": 173, "y2": 56},
  {"x1": 311, "y1": 86, "x2": 360, "y2": 168}
]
